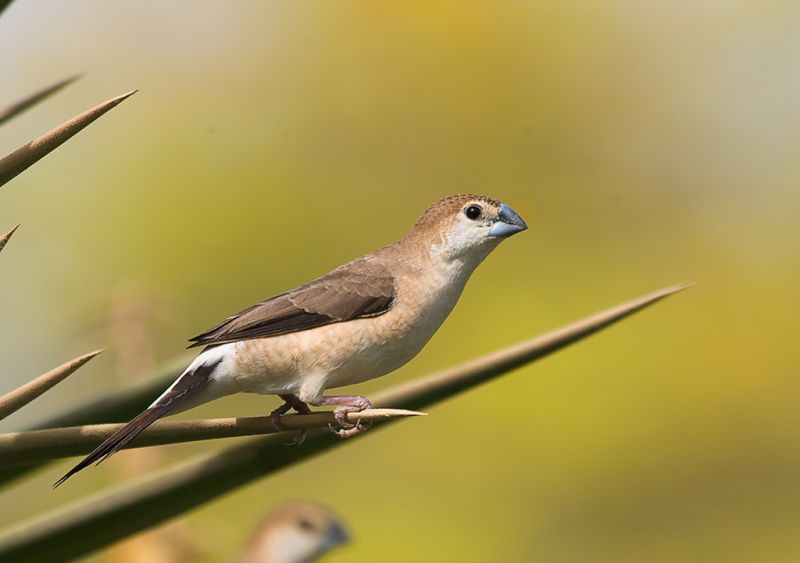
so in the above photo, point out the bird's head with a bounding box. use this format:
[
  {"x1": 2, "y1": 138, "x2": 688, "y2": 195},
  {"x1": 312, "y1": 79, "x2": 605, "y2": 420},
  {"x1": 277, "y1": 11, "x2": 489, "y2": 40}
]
[
  {"x1": 238, "y1": 502, "x2": 349, "y2": 563},
  {"x1": 410, "y1": 194, "x2": 528, "y2": 263}
]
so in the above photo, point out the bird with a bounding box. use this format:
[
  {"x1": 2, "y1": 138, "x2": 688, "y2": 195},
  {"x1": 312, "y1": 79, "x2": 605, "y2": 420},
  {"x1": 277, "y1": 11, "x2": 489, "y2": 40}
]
[
  {"x1": 55, "y1": 194, "x2": 527, "y2": 486},
  {"x1": 236, "y1": 501, "x2": 349, "y2": 563}
]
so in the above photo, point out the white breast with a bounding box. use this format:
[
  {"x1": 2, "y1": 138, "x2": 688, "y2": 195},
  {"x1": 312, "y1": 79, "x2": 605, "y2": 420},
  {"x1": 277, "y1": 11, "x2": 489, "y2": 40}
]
[{"x1": 320, "y1": 256, "x2": 471, "y2": 389}]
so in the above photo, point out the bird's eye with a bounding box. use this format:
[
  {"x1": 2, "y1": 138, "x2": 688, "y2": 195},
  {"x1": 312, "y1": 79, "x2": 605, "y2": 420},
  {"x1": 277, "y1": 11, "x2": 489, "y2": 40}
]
[
  {"x1": 298, "y1": 519, "x2": 316, "y2": 532},
  {"x1": 464, "y1": 205, "x2": 482, "y2": 220}
]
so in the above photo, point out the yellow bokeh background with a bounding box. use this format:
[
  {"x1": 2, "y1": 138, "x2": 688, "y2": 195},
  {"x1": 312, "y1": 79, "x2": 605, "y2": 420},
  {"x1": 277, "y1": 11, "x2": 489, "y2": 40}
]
[{"x1": 1, "y1": 1, "x2": 799, "y2": 561}]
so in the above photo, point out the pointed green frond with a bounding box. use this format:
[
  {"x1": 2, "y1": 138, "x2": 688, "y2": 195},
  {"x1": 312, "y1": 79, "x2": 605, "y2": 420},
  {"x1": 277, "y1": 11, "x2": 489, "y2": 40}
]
[{"x1": 0, "y1": 283, "x2": 690, "y2": 561}]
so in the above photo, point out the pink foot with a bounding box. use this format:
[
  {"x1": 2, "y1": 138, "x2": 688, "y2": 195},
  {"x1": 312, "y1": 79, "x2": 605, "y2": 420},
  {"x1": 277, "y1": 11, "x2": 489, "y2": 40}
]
[{"x1": 310, "y1": 395, "x2": 373, "y2": 439}]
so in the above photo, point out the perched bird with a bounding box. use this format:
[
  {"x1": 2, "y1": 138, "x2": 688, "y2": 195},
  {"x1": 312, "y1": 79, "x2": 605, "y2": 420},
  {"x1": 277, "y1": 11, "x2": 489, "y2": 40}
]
[
  {"x1": 56, "y1": 194, "x2": 527, "y2": 485},
  {"x1": 236, "y1": 502, "x2": 349, "y2": 563}
]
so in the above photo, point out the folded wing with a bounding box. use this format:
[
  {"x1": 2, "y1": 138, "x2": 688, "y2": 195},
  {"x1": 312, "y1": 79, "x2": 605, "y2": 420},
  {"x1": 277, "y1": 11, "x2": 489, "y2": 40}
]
[{"x1": 188, "y1": 259, "x2": 395, "y2": 348}]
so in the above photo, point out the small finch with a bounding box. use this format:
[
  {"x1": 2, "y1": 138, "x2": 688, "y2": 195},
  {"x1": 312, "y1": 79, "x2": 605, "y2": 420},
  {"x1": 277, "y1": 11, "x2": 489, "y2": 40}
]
[
  {"x1": 236, "y1": 502, "x2": 348, "y2": 563},
  {"x1": 56, "y1": 194, "x2": 527, "y2": 485}
]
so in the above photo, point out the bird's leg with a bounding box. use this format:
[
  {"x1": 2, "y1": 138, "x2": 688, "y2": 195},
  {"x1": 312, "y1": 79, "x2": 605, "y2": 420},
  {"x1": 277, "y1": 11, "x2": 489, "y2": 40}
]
[
  {"x1": 270, "y1": 394, "x2": 312, "y2": 446},
  {"x1": 282, "y1": 394, "x2": 311, "y2": 415},
  {"x1": 309, "y1": 395, "x2": 373, "y2": 439}
]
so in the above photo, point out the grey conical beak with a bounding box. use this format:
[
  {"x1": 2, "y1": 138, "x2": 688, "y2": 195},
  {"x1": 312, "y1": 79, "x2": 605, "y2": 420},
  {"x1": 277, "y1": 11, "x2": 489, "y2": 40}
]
[
  {"x1": 323, "y1": 520, "x2": 350, "y2": 549},
  {"x1": 488, "y1": 203, "x2": 528, "y2": 237}
]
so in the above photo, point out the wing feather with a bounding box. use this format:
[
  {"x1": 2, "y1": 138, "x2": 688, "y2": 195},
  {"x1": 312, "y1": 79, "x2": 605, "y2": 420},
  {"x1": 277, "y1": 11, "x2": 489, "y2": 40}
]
[{"x1": 188, "y1": 259, "x2": 395, "y2": 347}]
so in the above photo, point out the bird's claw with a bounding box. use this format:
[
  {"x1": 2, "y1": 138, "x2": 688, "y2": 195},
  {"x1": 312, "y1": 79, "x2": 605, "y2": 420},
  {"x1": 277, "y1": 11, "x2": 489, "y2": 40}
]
[
  {"x1": 329, "y1": 420, "x2": 372, "y2": 439},
  {"x1": 313, "y1": 396, "x2": 373, "y2": 439},
  {"x1": 329, "y1": 406, "x2": 372, "y2": 439},
  {"x1": 270, "y1": 395, "x2": 311, "y2": 447},
  {"x1": 269, "y1": 408, "x2": 289, "y2": 433},
  {"x1": 333, "y1": 407, "x2": 358, "y2": 429},
  {"x1": 283, "y1": 429, "x2": 309, "y2": 447}
]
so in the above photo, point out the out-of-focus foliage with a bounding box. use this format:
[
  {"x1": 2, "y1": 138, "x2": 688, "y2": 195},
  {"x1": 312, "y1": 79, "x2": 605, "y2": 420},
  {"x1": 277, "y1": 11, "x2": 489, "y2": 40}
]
[
  {"x1": 0, "y1": 2, "x2": 798, "y2": 562},
  {"x1": 0, "y1": 285, "x2": 682, "y2": 561},
  {"x1": 0, "y1": 75, "x2": 80, "y2": 126}
]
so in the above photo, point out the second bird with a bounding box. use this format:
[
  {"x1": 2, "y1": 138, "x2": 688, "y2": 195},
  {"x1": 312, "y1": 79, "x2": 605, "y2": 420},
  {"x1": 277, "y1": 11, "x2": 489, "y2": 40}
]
[{"x1": 57, "y1": 194, "x2": 528, "y2": 485}]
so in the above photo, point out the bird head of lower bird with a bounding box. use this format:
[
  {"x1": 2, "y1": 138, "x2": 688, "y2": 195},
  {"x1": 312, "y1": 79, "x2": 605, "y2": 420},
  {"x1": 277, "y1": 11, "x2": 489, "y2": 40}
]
[{"x1": 237, "y1": 501, "x2": 349, "y2": 563}]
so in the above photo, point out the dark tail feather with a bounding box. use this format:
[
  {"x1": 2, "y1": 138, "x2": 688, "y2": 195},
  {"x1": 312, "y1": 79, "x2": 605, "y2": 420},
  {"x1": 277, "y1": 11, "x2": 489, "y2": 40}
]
[
  {"x1": 53, "y1": 404, "x2": 172, "y2": 488},
  {"x1": 53, "y1": 357, "x2": 222, "y2": 487}
]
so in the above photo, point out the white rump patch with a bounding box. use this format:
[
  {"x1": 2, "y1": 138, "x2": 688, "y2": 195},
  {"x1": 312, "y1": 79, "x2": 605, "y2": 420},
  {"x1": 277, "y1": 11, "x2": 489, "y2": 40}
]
[{"x1": 147, "y1": 344, "x2": 235, "y2": 408}]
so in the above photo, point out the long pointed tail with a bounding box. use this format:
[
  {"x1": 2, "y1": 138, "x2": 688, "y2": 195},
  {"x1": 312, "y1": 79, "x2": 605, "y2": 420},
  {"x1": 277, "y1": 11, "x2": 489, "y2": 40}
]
[{"x1": 54, "y1": 357, "x2": 222, "y2": 487}]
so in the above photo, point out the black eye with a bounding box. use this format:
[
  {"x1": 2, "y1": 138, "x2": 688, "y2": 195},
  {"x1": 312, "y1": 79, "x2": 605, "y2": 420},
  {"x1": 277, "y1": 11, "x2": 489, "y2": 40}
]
[
  {"x1": 298, "y1": 518, "x2": 316, "y2": 531},
  {"x1": 464, "y1": 205, "x2": 482, "y2": 220}
]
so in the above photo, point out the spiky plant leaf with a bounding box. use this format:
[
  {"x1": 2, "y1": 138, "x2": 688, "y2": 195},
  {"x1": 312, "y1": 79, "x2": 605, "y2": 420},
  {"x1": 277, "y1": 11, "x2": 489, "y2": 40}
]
[
  {"x1": 0, "y1": 355, "x2": 188, "y2": 487},
  {"x1": 0, "y1": 283, "x2": 690, "y2": 561},
  {"x1": 0, "y1": 76, "x2": 81, "y2": 126},
  {"x1": 0, "y1": 224, "x2": 20, "y2": 254},
  {"x1": 0, "y1": 90, "x2": 136, "y2": 188},
  {"x1": 0, "y1": 0, "x2": 14, "y2": 17},
  {"x1": 0, "y1": 409, "x2": 425, "y2": 465},
  {"x1": 0, "y1": 350, "x2": 102, "y2": 422}
]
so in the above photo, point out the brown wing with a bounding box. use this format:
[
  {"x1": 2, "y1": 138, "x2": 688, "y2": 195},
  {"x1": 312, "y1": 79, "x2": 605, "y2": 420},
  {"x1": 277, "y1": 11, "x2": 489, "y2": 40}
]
[{"x1": 188, "y1": 259, "x2": 395, "y2": 348}]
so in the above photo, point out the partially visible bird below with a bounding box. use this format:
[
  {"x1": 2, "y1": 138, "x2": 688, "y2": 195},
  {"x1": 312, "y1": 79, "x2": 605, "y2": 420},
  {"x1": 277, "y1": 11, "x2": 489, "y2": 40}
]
[
  {"x1": 236, "y1": 502, "x2": 349, "y2": 563},
  {"x1": 56, "y1": 194, "x2": 528, "y2": 486}
]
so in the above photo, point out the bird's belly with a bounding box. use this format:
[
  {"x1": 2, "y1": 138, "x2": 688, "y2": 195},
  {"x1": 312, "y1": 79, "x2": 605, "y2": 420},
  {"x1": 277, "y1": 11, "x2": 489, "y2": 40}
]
[
  {"x1": 325, "y1": 292, "x2": 457, "y2": 388},
  {"x1": 323, "y1": 331, "x2": 428, "y2": 388},
  {"x1": 225, "y1": 322, "x2": 411, "y2": 394},
  {"x1": 225, "y1": 278, "x2": 462, "y2": 396}
]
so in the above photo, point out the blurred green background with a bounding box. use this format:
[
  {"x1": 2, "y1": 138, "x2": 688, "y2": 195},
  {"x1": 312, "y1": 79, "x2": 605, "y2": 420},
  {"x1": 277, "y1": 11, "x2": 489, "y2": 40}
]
[{"x1": 2, "y1": 1, "x2": 799, "y2": 561}]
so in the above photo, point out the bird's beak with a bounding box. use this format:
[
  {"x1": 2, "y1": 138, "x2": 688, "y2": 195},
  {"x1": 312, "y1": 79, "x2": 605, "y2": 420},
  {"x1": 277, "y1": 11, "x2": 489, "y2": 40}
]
[
  {"x1": 488, "y1": 203, "x2": 528, "y2": 237},
  {"x1": 323, "y1": 521, "x2": 350, "y2": 549}
]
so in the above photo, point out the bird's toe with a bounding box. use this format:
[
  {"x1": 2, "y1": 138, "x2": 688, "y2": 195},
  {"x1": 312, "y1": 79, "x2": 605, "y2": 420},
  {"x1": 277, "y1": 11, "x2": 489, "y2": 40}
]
[
  {"x1": 328, "y1": 418, "x2": 372, "y2": 439},
  {"x1": 283, "y1": 429, "x2": 309, "y2": 447},
  {"x1": 333, "y1": 407, "x2": 358, "y2": 429}
]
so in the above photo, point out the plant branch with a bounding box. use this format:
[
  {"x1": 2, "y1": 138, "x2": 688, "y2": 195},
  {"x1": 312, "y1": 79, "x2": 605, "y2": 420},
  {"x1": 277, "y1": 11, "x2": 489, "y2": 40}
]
[
  {"x1": 0, "y1": 90, "x2": 136, "y2": 188},
  {"x1": 372, "y1": 282, "x2": 693, "y2": 409},
  {"x1": 0, "y1": 75, "x2": 81, "y2": 126},
  {"x1": 0, "y1": 282, "x2": 691, "y2": 561},
  {"x1": 0, "y1": 354, "x2": 190, "y2": 486},
  {"x1": 0, "y1": 350, "x2": 103, "y2": 422},
  {"x1": 0, "y1": 409, "x2": 424, "y2": 466},
  {"x1": 0, "y1": 224, "x2": 20, "y2": 254},
  {"x1": 0, "y1": 0, "x2": 14, "y2": 17}
]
